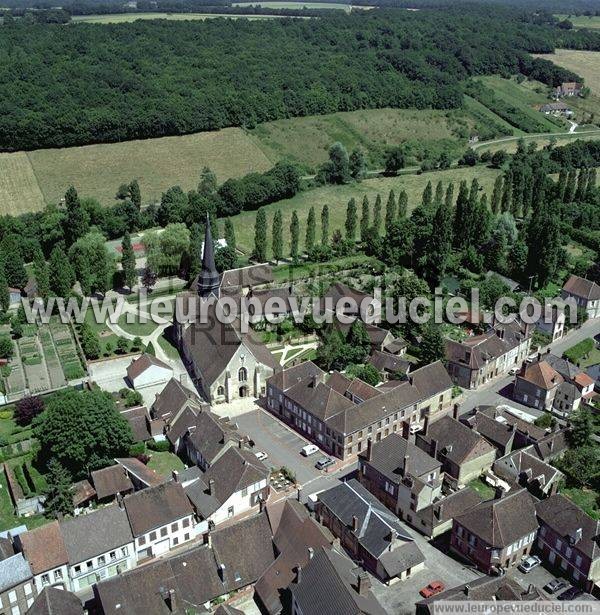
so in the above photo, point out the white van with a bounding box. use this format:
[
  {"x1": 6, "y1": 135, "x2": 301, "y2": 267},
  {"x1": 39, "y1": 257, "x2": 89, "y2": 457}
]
[
  {"x1": 409, "y1": 422, "x2": 422, "y2": 435},
  {"x1": 301, "y1": 444, "x2": 319, "y2": 456}
]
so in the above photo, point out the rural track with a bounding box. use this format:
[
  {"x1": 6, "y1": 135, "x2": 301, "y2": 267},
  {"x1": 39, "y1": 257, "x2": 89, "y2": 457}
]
[{"x1": 472, "y1": 127, "x2": 600, "y2": 151}]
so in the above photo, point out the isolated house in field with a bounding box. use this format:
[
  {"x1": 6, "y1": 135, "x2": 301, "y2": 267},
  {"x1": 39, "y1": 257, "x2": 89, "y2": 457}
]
[
  {"x1": 450, "y1": 488, "x2": 538, "y2": 574},
  {"x1": 555, "y1": 81, "x2": 583, "y2": 97},
  {"x1": 561, "y1": 274, "x2": 600, "y2": 319},
  {"x1": 126, "y1": 354, "x2": 173, "y2": 390},
  {"x1": 540, "y1": 101, "x2": 573, "y2": 116},
  {"x1": 316, "y1": 479, "x2": 425, "y2": 584}
]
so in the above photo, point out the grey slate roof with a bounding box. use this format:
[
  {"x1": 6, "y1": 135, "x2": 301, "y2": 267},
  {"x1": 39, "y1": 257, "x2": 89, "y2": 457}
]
[
  {"x1": 26, "y1": 587, "x2": 83, "y2": 615},
  {"x1": 60, "y1": 504, "x2": 133, "y2": 565},
  {"x1": 0, "y1": 552, "x2": 32, "y2": 593},
  {"x1": 417, "y1": 487, "x2": 483, "y2": 529},
  {"x1": 185, "y1": 410, "x2": 241, "y2": 465},
  {"x1": 536, "y1": 494, "x2": 600, "y2": 560},
  {"x1": 151, "y1": 378, "x2": 202, "y2": 423},
  {"x1": 359, "y1": 433, "x2": 441, "y2": 483},
  {"x1": 454, "y1": 488, "x2": 538, "y2": 548},
  {"x1": 291, "y1": 547, "x2": 387, "y2": 615}
]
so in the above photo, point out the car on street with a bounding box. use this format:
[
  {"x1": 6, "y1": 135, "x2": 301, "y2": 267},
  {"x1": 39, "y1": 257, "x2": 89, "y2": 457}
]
[
  {"x1": 419, "y1": 581, "x2": 445, "y2": 598},
  {"x1": 508, "y1": 367, "x2": 519, "y2": 376},
  {"x1": 409, "y1": 422, "x2": 423, "y2": 434},
  {"x1": 544, "y1": 578, "x2": 569, "y2": 594},
  {"x1": 558, "y1": 586, "x2": 584, "y2": 601},
  {"x1": 315, "y1": 457, "x2": 335, "y2": 470},
  {"x1": 254, "y1": 451, "x2": 268, "y2": 461},
  {"x1": 518, "y1": 555, "x2": 541, "y2": 573},
  {"x1": 301, "y1": 444, "x2": 319, "y2": 456}
]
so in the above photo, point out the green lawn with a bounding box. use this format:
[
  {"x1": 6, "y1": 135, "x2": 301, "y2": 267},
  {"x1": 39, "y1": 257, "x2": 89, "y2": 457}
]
[
  {"x1": 580, "y1": 347, "x2": 600, "y2": 369},
  {"x1": 467, "y1": 477, "x2": 495, "y2": 500},
  {"x1": 562, "y1": 487, "x2": 600, "y2": 519},
  {"x1": 0, "y1": 473, "x2": 49, "y2": 532},
  {"x1": 117, "y1": 314, "x2": 161, "y2": 338},
  {"x1": 147, "y1": 451, "x2": 185, "y2": 478},
  {"x1": 227, "y1": 165, "x2": 500, "y2": 257},
  {"x1": 272, "y1": 254, "x2": 381, "y2": 282},
  {"x1": 157, "y1": 335, "x2": 181, "y2": 360}
]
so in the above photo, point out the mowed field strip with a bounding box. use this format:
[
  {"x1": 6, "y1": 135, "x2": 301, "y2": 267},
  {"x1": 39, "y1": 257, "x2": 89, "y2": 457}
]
[
  {"x1": 0, "y1": 152, "x2": 45, "y2": 215},
  {"x1": 21, "y1": 128, "x2": 272, "y2": 209},
  {"x1": 228, "y1": 165, "x2": 501, "y2": 258}
]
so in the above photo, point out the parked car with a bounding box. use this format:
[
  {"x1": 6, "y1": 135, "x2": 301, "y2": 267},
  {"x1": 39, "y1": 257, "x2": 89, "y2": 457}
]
[
  {"x1": 254, "y1": 451, "x2": 268, "y2": 461},
  {"x1": 409, "y1": 422, "x2": 422, "y2": 435},
  {"x1": 558, "y1": 586, "x2": 584, "y2": 601},
  {"x1": 315, "y1": 457, "x2": 335, "y2": 470},
  {"x1": 526, "y1": 353, "x2": 538, "y2": 364},
  {"x1": 508, "y1": 367, "x2": 519, "y2": 376},
  {"x1": 544, "y1": 578, "x2": 569, "y2": 594},
  {"x1": 518, "y1": 555, "x2": 541, "y2": 573},
  {"x1": 419, "y1": 581, "x2": 445, "y2": 598},
  {"x1": 301, "y1": 444, "x2": 319, "y2": 457}
]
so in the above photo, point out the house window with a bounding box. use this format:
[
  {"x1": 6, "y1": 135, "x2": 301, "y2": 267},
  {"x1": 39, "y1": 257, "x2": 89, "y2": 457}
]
[
  {"x1": 11, "y1": 606, "x2": 19, "y2": 615},
  {"x1": 173, "y1": 537, "x2": 179, "y2": 546},
  {"x1": 184, "y1": 533, "x2": 190, "y2": 541},
  {"x1": 87, "y1": 561, "x2": 93, "y2": 570},
  {"x1": 182, "y1": 518, "x2": 190, "y2": 528},
  {"x1": 242, "y1": 488, "x2": 248, "y2": 497},
  {"x1": 73, "y1": 566, "x2": 80, "y2": 575},
  {"x1": 575, "y1": 555, "x2": 582, "y2": 567},
  {"x1": 150, "y1": 532, "x2": 157, "y2": 541},
  {"x1": 121, "y1": 547, "x2": 128, "y2": 557},
  {"x1": 171, "y1": 523, "x2": 178, "y2": 532},
  {"x1": 138, "y1": 536, "x2": 146, "y2": 546},
  {"x1": 555, "y1": 538, "x2": 562, "y2": 551},
  {"x1": 217, "y1": 386, "x2": 224, "y2": 396},
  {"x1": 41, "y1": 574, "x2": 50, "y2": 586},
  {"x1": 24, "y1": 583, "x2": 32, "y2": 596},
  {"x1": 228, "y1": 506, "x2": 234, "y2": 518},
  {"x1": 98, "y1": 555, "x2": 105, "y2": 566},
  {"x1": 161, "y1": 527, "x2": 168, "y2": 538},
  {"x1": 238, "y1": 367, "x2": 248, "y2": 382},
  {"x1": 9, "y1": 590, "x2": 17, "y2": 604},
  {"x1": 54, "y1": 569, "x2": 62, "y2": 581}
]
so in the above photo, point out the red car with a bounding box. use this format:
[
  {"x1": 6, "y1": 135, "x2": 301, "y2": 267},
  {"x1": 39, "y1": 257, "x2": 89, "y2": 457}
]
[{"x1": 420, "y1": 581, "x2": 445, "y2": 598}]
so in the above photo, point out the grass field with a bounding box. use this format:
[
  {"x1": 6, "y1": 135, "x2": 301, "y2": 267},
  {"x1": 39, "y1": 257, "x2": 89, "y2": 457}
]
[
  {"x1": 71, "y1": 12, "x2": 285, "y2": 23},
  {"x1": 25, "y1": 127, "x2": 272, "y2": 209},
  {"x1": 228, "y1": 165, "x2": 500, "y2": 257},
  {"x1": 534, "y1": 50, "x2": 600, "y2": 95},
  {"x1": 0, "y1": 152, "x2": 45, "y2": 215},
  {"x1": 555, "y1": 14, "x2": 600, "y2": 29},
  {"x1": 233, "y1": 1, "x2": 365, "y2": 9},
  {"x1": 248, "y1": 107, "x2": 472, "y2": 171}
]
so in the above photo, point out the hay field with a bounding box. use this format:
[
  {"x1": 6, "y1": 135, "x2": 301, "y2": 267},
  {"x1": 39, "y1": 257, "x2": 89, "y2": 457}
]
[
  {"x1": 0, "y1": 152, "x2": 45, "y2": 215},
  {"x1": 534, "y1": 50, "x2": 600, "y2": 95},
  {"x1": 554, "y1": 15, "x2": 600, "y2": 30},
  {"x1": 228, "y1": 165, "x2": 501, "y2": 258},
  {"x1": 26, "y1": 128, "x2": 272, "y2": 208}
]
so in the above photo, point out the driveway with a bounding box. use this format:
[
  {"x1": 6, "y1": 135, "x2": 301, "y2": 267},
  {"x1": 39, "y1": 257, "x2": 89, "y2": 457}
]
[{"x1": 234, "y1": 406, "x2": 330, "y2": 486}]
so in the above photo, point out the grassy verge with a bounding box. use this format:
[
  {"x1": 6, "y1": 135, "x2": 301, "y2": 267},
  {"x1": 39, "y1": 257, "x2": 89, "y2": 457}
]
[
  {"x1": 468, "y1": 477, "x2": 495, "y2": 500},
  {"x1": 147, "y1": 451, "x2": 185, "y2": 478}
]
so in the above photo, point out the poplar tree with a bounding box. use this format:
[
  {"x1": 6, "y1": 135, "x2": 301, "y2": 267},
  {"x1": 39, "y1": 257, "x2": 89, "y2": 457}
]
[
  {"x1": 321, "y1": 205, "x2": 329, "y2": 247},
  {"x1": 129, "y1": 179, "x2": 141, "y2": 209},
  {"x1": 305, "y1": 207, "x2": 316, "y2": 254},
  {"x1": 290, "y1": 210, "x2": 300, "y2": 262},
  {"x1": 32, "y1": 247, "x2": 49, "y2": 301},
  {"x1": 501, "y1": 171, "x2": 512, "y2": 213},
  {"x1": 188, "y1": 224, "x2": 202, "y2": 282},
  {"x1": 0, "y1": 264, "x2": 9, "y2": 313},
  {"x1": 453, "y1": 180, "x2": 470, "y2": 247},
  {"x1": 0, "y1": 235, "x2": 27, "y2": 289},
  {"x1": 121, "y1": 232, "x2": 137, "y2": 290},
  {"x1": 575, "y1": 168, "x2": 589, "y2": 202},
  {"x1": 555, "y1": 168, "x2": 568, "y2": 202},
  {"x1": 385, "y1": 190, "x2": 396, "y2": 232},
  {"x1": 422, "y1": 181, "x2": 433, "y2": 209},
  {"x1": 586, "y1": 168, "x2": 597, "y2": 200},
  {"x1": 491, "y1": 176, "x2": 503, "y2": 214},
  {"x1": 564, "y1": 168, "x2": 577, "y2": 203},
  {"x1": 224, "y1": 218, "x2": 236, "y2": 252},
  {"x1": 272, "y1": 210, "x2": 283, "y2": 262},
  {"x1": 397, "y1": 190, "x2": 408, "y2": 219},
  {"x1": 345, "y1": 198, "x2": 357, "y2": 242},
  {"x1": 49, "y1": 245, "x2": 75, "y2": 298},
  {"x1": 253, "y1": 207, "x2": 268, "y2": 262},
  {"x1": 434, "y1": 181, "x2": 444, "y2": 208},
  {"x1": 372, "y1": 194, "x2": 382, "y2": 237},
  {"x1": 360, "y1": 196, "x2": 370, "y2": 242},
  {"x1": 64, "y1": 186, "x2": 89, "y2": 247}
]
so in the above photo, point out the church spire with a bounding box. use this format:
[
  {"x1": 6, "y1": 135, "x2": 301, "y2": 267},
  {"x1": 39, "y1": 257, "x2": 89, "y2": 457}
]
[{"x1": 197, "y1": 214, "x2": 220, "y2": 298}]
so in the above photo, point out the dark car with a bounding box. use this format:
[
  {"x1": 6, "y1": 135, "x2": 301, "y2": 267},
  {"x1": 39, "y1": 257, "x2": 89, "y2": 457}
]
[
  {"x1": 558, "y1": 586, "x2": 584, "y2": 601},
  {"x1": 544, "y1": 578, "x2": 568, "y2": 594},
  {"x1": 315, "y1": 457, "x2": 335, "y2": 470}
]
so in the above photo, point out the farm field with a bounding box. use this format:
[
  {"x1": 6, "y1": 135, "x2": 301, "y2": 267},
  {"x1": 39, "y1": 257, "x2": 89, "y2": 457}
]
[
  {"x1": 0, "y1": 152, "x2": 45, "y2": 215},
  {"x1": 71, "y1": 12, "x2": 284, "y2": 23},
  {"x1": 227, "y1": 165, "x2": 501, "y2": 258},
  {"x1": 25, "y1": 127, "x2": 272, "y2": 209},
  {"x1": 554, "y1": 14, "x2": 600, "y2": 29},
  {"x1": 534, "y1": 50, "x2": 600, "y2": 95},
  {"x1": 233, "y1": 1, "x2": 364, "y2": 9},
  {"x1": 248, "y1": 107, "x2": 476, "y2": 171}
]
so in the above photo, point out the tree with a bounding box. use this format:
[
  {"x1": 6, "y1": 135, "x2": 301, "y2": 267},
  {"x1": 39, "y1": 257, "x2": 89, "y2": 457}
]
[
  {"x1": 224, "y1": 218, "x2": 236, "y2": 252},
  {"x1": 501, "y1": 171, "x2": 512, "y2": 213},
  {"x1": 141, "y1": 267, "x2": 157, "y2": 292},
  {"x1": 0, "y1": 336, "x2": 13, "y2": 359},
  {"x1": 0, "y1": 235, "x2": 27, "y2": 289},
  {"x1": 187, "y1": 223, "x2": 202, "y2": 282},
  {"x1": 198, "y1": 166, "x2": 217, "y2": 195},
  {"x1": 491, "y1": 150, "x2": 508, "y2": 168},
  {"x1": 452, "y1": 180, "x2": 470, "y2": 247},
  {"x1": 421, "y1": 181, "x2": 433, "y2": 209},
  {"x1": 48, "y1": 245, "x2": 74, "y2": 298},
  {"x1": 305, "y1": 207, "x2": 316, "y2": 254},
  {"x1": 320, "y1": 142, "x2": 350, "y2": 184},
  {"x1": 0, "y1": 265, "x2": 8, "y2": 313},
  {"x1": 157, "y1": 186, "x2": 188, "y2": 226},
  {"x1": 569, "y1": 407, "x2": 593, "y2": 447},
  {"x1": 79, "y1": 322, "x2": 101, "y2": 359},
  {"x1": 346, "y1": 320, "x2": 371, "y2": 364},
  {"x1": 116, "y1": 337, "x2": 129, "y2": 354},
  {"x1": 44, "y1": 460, "x2": 75, "y2": 519},
  {"x1": 70, "y1": 231, "x2": 114, "y2": 295},
  {"x1": 33, "y1": 389, "x2": 133, "y2": 478},
  {"x1": 421, "y1": 190, "x2": 454, "y2": 285},
  {"x1": 346, "y1": 363, "x2": 380, "y2": 386},
  {"x1": 360, "y1": 196, "x2": 370, "y2": 242},
  {"x1": 384, "y1": 146, "x2": 405, "y2": 175},
  {"x1": 460, "y1": 148, "x2": 478, "y2": 166},
  {"x1": 272, "y1": 210, "x2": 283, "y2": 262},
  {"x1": 129, "y1": 179, "x2": 141, "y2": 209},
  {"x1": 316, "y1": 328, "x2": 347, "y2": 371},
  {"x1": 64, "y1": 186, "x2": 89, "y2": 247},
  {"x1": 349, "y1": 148, "x2": 367, "y2": 180},
  {"x1": 526, "y1": 200, "x2": 561, "y2": 288},
  {"x1": 121, "y1": 232, "x2": 137, "y2": 290},
  {"x1": 14, "y1": 396, "x2": 44, "y2": 427},
  {"x1": 575, "y1": 168, "x2": 589, "y2": 202},
  {"x1": 491, "y1": 176, "x2": 503, "y2": 214},
  {"x1": 321, "y1": 204, "x2": 329, "y2": 247},
  {"x1": 419, "y1": 324, "x2": 445, "y2": 366},
  {"x1": 253, "y1": 207, "x2": 268, "y2": 262},
  {"x1": 385, "y1": 190, "x2": 396, "y2": 232},
  {"x1": 32, "y1": 247, "x2": 50, "y2": 300},
  {"x1": 564, "y1": 168, "x2": 577, "y2": 203},
  {"x1": 372, "y1": 194, "x2": 382, "y2": 237},
  {"x1": 397, "y1": 190, "x2": 408, "y2": 219},
  {"x1": 345, "y1": 198, "x2": 357, "y2": 242},
  {"x1": 290, "y1": 210, "x2": 300, "y2": 263}
]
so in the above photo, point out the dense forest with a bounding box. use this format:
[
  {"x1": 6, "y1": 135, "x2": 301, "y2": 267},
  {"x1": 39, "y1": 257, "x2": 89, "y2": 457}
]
[{"x1": 0, "y1": 6, "x2": 598, "y2": 150}]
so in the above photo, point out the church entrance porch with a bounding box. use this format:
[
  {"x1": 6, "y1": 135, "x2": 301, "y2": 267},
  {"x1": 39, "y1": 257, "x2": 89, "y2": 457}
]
[{"x1": 239, "y1": 385, "x2": 249, "y2": 398}]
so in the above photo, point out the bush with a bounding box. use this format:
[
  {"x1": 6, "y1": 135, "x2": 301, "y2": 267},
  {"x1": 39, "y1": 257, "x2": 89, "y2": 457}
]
[
  {"x1": 147, "y1": 440, "x2": 171, "y2": 452},
  {"x1": 564, "y1": 338, "x2": 594, "y2": 364},
  {"x1": 129, "y1": 442, "x2": 146, "y2": 457},
  {"x1": 14, "y1": 396, "x2": 44, "y2": 427},
  {"x1": 0, "y1": 336, "x2": 14, "y2": 359},
  {"x1": 123, "y1": 389, "x2": 143, "y2": 408}
]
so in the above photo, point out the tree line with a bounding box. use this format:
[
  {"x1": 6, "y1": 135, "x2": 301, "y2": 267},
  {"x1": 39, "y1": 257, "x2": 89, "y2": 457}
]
[{"x1": 1, "y1": 6, "x2": 598, "y2": 150}]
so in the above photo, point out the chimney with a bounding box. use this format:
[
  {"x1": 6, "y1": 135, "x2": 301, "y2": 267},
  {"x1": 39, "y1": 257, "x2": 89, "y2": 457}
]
[
  {"x1": 430, "y1": 438, "x2": 438, "y2": 459},
  {"x1": 494, "y1": 486, "x2": 505, "y2": 499},
  {"x1": 166, "y1": 589, "x2": 177, "y2": 613},
  {"x1": 295, "y1": 564, "x2": 302, "y2": 585},
  {"x1": 538, "y1": 352, "x2": 542, "y2": 362},
  {"x1": 366, "y1": 438, "x2": 373, "y2": 462},
  {"x1": 357, "y1": 572, "x2": 371, "y2": 596},
  {"x1": 464, "y1": 584, "x2": 470, "y2": 596},
  {"x1": 388, "y1": 530, "x2": 396, "y2": 551},
  {"x1": 403, "y1": 454, "x2": 410, "y2": 476},
  {"x1": 434, "y1": 503, "x2": 444, "y2": 520},
  {"x1": 238, "y1": 439, "x2": 243, "y2": 449},
  {"x1": 208, "y1": 479, "x2": 215, "y2": 496},
  {"x1": 218, "y1": 563, "x2": 226, "y2": 582},
  {"x1": 116, "y1": 492, "x2": 124, "y2": 510},
  {"x1": 206, "y1": 530, "x2": 212, "y2": 549},
  {"x1": 423, "y1": 415, "x2": 430, "y2": 435},
  {"x1": 311, "y1": 374, "x2": 318, "y2": 388},
  {"x1": 259, "y1": 496, "x2": 265, "y2": 513},
  {"x1": 297, "y1": 486, "x2": 302, "y2": 502},
  {"x1": 308, "y1": 547, "x2": 314, "y2": 559},
  {"x1": 453, "y1": 403, "x2": 459, "y2": 420},
  {"x1": 172, "y1": 470, "x2": 179, "y2": 483},
  {"x1": 351, "y1": 515, "x2": 359, "y2": 533}
]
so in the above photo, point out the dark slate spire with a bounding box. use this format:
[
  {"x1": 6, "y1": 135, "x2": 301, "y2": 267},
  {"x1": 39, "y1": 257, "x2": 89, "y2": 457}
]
[{"x1": 197, "y1": 214, "x2": 220, "y2": 298}]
